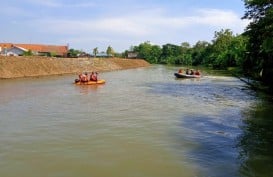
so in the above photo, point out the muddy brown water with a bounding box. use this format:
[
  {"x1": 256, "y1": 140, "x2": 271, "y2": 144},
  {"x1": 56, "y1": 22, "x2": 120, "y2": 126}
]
[{"x1": 0, "y1": 65, "x2": 272, "y2": 177}]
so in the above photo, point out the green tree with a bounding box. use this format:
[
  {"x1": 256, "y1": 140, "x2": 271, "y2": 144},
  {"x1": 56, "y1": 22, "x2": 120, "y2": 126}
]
[
  {"x1": 242, "y1": 0, "x2": 273, "y2": 86},
  {"x1": 179, "y1": 42, "x2": 192, "y2": 66},
  {"x1": 229, "y1": 35, "x2": 248, "y2": 67},
  {"x1": 160, "y1": 44, "x2": 181, "y2": 64},
  {"x1": 136, "y1": 41, "x2": 152, "y2": 59},
  {"x1": 132, "y1": 41, "x2": 162, "y2": 63},
  {"x1": 191, "y1": 41, "x2": 210, "y2": 66},
  {"x1": 49, "y1": 52, "x2": 57, "y2": 57},
  {"x1": 93, "y1": 47, "x2": 98, "y2": 58},
  {"x1": 106, "y1": 46, "x2": 115, "y2": 57},
  {"x1": 149, "y1": 45, "x2": 162, "y2": 63},
  {"x1": 209, "y1": 29, "x2": 235, "y2": 69},
  {"x1": 68, "y1": 49, "x2": 80, "y2": 57},
  {"x1": 23, "y1": 50, "x2": 33, "y2": 56}
]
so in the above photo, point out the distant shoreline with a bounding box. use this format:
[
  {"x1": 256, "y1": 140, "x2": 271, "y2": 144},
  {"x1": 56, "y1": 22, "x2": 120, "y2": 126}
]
[{"x1": 0, "y1": 56, "x2": 150, "y2": 79}]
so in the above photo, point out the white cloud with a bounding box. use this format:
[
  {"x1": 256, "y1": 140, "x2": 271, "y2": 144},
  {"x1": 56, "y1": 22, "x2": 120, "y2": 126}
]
[
  {"x1": 140, "y1": 8, "x2": 247, "y2": 31},
  {"x1": 31, "y1": 16, "x2": 152, "y2": 36},
  {"x1": 26, "y1": 7, "x2": 247, "y2": 51},
  {"x1": 192, "y1": 9, "x2": 247, "y2": 29},
  {"x1": 1, "y1": 0, "x2": 248, "y2": 52}
]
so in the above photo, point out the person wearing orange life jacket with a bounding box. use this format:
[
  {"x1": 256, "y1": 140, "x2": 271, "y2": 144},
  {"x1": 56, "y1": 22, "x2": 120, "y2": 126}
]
[
  {"x1": 90, "y1": 72, "x2": 98, "y2": 81},
  {"x1": 195, "y1": 70, "x2": 201, "y2": 75},
  {"x1": 178, "y1": 69, "x2": 183, "y2": 73},
  {"x1": 79, "y1": 72, "x2": 88, "y2": 82}
]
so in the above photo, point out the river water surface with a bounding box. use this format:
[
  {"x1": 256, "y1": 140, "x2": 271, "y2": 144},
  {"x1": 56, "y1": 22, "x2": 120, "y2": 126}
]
[{"x1": 0, "y1": 65, "x2": 273, "y2": 177}]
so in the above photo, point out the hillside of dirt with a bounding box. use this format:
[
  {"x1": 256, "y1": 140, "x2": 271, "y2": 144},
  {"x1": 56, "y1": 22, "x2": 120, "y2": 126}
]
[{"x1": 0, "y1": 56, "x2": 150, "y2": 79}]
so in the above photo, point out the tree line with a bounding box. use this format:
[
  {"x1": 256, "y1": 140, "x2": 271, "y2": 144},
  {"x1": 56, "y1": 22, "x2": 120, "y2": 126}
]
[
  {"x1": 124, "y1": 0, "x2": 273, "y2": 90},
  {"x1": 125, "y1": 29, "x2": 247, "y2": 69},
  {"x1": 69, "y1": 1, "x2": 272, "y2": 90},
  {"x1": 68, "y1": 46, "x2": 116, "y2": 58}
]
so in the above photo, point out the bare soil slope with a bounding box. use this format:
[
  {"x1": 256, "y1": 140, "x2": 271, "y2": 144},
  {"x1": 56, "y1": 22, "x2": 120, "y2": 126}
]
[{"x1": 0, "y1": 56, "x2": 150, "y2": 79}]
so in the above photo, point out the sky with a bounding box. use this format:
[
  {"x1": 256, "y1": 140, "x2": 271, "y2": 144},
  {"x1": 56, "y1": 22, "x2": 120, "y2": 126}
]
[{"x1": 0, "y1": 0, "x2": 249, "y2": 53}]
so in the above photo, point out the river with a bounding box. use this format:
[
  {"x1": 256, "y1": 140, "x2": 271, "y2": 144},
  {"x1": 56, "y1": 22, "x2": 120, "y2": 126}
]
[{"x1": 0, "y1": 65, "x2": 272, "y2": 177}]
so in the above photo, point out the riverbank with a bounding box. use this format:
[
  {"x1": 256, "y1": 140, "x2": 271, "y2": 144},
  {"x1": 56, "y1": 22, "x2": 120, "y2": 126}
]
[
  {"x1": 227, "y1": 67, "x2": 273, "y2": 96},
  {"x1": 0, "y1": 56, "x2": 150, "y2": 79}
]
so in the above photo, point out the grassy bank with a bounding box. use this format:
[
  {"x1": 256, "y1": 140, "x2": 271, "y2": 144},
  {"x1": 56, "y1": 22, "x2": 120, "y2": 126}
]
[{"x1": 0, "y1": 56, "x2": 150, "y2": 79}]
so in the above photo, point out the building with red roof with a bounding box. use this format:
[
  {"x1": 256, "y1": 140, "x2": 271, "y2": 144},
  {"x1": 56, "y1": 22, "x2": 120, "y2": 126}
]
[{"x1": 0, "y1": 43, "x2": 68, "y2": 57}]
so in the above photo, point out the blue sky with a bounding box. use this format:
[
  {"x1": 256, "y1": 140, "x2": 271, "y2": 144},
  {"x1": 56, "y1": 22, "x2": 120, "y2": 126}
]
[{"x1": 0, "y1": 0, "x2": 248, "y2": 53}]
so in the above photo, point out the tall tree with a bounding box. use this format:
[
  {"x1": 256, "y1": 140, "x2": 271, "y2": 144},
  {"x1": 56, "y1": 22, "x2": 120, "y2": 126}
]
[
  {"x1": 68, "y1": 48, "x2": 81, "y2": 58},
  {"x1": 180, "y1": 42, "x2": 192, "y2": 66},
  {"x1": 149, "y1": 45, "x2": 162, "y2": 63},
  {"x1": 242, "y1": 0, "x2": 273, "y2": 85},
  {"x1": 210, "y1": 29, "x2": 234, "y2": 68},
  {"x1": 191, "y1": 41, "x2": 210, "y2": 66},
  {"x1": 160, "y1": 43, "x2": 181, "y2": 64},
  {"x1": 93, "y1": 47, "x2": 98, "y2": 58},
  {"x1": 106, "y1": 46, "x2": 115, "y2": 57},
  {"x1": 132, "y1": 41, "x2": 161, "y2": 63}
]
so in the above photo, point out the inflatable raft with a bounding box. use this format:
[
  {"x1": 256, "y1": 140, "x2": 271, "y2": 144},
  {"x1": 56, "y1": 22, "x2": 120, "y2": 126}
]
[
  {"x1": 74, "y1": 79, "x2": 106, "y2": 85},
  {"x1": 174, "y1": 73, "x2": 201, "y2": 78}
]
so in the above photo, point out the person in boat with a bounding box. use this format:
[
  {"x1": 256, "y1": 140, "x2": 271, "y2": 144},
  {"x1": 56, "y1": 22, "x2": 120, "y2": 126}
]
[
  {"x1": 178, "y1": 69, "x2": 183, "y2": 73},
  {"x1": 78, "y1": 73, "x2": 83, "y2": 82},
  {"x1": 185, "y1": 68, "x2": 190, "y2": 75},
  {"x1": 79, "y1": 72, "x2": 88, "y2": 82},
  {"x1": 190, "y1": 69, "x2": 194, "y2": 75},
  {"x1": 90, "y1": 72, "x2": 98, "y2": 81},
  {"x1": 195, "y1": 70, "x2": 201, "y2": 75}
]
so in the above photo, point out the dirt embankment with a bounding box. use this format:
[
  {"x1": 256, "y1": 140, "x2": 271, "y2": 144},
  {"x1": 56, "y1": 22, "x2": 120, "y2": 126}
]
[{"x1": 0, "y1": 56, "x2": 150, "y2": 79}]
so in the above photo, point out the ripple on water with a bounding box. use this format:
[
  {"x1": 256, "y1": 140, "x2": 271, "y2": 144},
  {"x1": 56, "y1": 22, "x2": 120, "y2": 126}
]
[{"x1": 0, "y1": 68, "x2": 263, "y2": 177}]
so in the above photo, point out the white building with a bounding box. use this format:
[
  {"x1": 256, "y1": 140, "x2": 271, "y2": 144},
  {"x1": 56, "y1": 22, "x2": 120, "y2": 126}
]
[{"x1": 6, "y1": 46, "x2": 28, "y2": 56}]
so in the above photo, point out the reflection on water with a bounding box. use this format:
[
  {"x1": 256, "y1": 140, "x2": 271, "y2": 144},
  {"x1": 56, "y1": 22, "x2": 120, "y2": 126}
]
[
  {"x1": 74, "y1": 84, "x2": 104, "y2": 95},
  {"x1": 147, "y1": 70, "x2": 257, "y2": 177},
  {"x1": 237, "y1": 99, "x2": 273, "y2": 177},
  {"x1": 0, "y1": 66, "x2": 273, "y2": 177}
]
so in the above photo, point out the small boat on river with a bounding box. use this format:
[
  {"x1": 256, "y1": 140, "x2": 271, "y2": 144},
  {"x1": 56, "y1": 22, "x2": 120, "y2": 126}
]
[
  {"x1": 74, "y1": 79, "x2": 106, "y2": 85},
  {"x1": 174, "y1": 73, "x2": 201, "y2": 78}
]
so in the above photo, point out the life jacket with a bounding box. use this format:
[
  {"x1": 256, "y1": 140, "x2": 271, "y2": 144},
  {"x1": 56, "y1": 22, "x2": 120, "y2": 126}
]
[
  {"x1": 92, "y1": 74, "x2": 97, "y2": 81},
  {"x1": 80, "y1": 74, "x2": 88, "y2": 82},
  {"x1": 195, "y1": 71, "x2": 200, "y2": 75},
  {"x1": 90, "y1": 73, "x2": 97, "y2": 81}
]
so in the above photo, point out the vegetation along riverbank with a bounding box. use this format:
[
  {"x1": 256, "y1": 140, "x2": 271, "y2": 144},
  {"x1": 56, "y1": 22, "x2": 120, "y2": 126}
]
[
  {"x1": 0, "y1": 56, "x2": 150, "y2": 79},
  {"x1": 125, "y1": 1, "x2": 273, "y2": 94}
]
